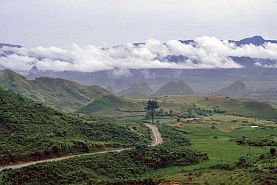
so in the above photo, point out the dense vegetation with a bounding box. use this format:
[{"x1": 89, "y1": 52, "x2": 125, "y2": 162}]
[
  {"x1": 235, "y1": 137, "x2": 277, "y2": 147},
  {"x1": 1, "y1": 144, "x2": 207, "y2": 185},
  {"x1": 0, "y1": 87, "x2": 150, "y2": 165},
  {"x1": 157, "y1": 124, "x2": 190, "y2": 146}
]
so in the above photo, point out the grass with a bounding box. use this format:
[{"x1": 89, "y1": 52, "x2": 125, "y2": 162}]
[
  {"x1": 78, "y1": 95, "x2": 277, "y2": 121},
  {"x1": 142, "y1": 115, "x2": 277, "y2": 182}
]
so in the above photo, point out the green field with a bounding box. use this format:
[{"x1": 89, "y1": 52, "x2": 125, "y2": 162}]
[{"x1": 142, "y1": 115, "x2": 277, "y2": 184}]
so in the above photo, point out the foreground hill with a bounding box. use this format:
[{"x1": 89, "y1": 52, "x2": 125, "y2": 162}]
[
  {"x1": 0, "y1": 69, "x2": 111, "y2": 111},
  {"x1": 0, "y1": 87, "x2": 150, "y2": 165},
  {"x1": 215, "y1": 80, "x2": 248, "y2": 97},
  {"x1": 117, "y1": 82, "x2": 153, "y2": 98},
  {"x1": 153, "y1": 81, "x2": 194, "y2": 96}
]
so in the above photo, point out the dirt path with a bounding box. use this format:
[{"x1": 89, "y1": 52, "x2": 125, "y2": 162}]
[
  {"x1": 0, "y1": 149, "x2": 125, "y2": 172},
  {"x1": 146, "y1": 123, "x2": 163, "y2": 146},
  {"x1": 0, "y1": 123, "x2": 163, "y2": 171}
]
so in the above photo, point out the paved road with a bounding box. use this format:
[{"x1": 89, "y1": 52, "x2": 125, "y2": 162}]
[{"x1": 0, "y1": 123, "x2": 162, "y2": 171}]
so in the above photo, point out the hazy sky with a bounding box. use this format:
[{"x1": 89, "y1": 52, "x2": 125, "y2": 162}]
[{"x1": 0, "y1": 0, "x2": 276, "y2": 47}]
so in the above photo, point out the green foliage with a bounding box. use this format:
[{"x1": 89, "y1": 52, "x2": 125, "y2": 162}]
[
  {"x1": 158, "y1": 124, "x2": 190, "y2": 146},
  {"x1": 145, "y1": 100, "x2": 159, "y2": 123},
  {"x1": 235, "y1": 137, "x2": 277, "y2": 147},
  {"x1": 0, "y1": 87, "x2": 150, "y2": 165},
  {"x1": 1, "y1": 145, "x2": 207, "y2": 185}
]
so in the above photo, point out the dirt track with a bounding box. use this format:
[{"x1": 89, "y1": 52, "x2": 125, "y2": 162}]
[
  {"x1": 146, "y1": 123, "x2": 164, "y2": 146},
  {"x1": 0, "y1": 123, "x2": 162, "y2": 171}
]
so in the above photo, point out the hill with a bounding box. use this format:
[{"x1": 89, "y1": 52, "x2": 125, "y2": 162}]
[
  {"x1": 117, "y1": 82, "x2": 153, "y2": 98},
  {"x1": 153, "y1": 81, "x2": 194, "y2": 96},
  {"x1": 215, "y1": 80, "x2": 248, "y2": 97},
  {"x1": 0, "y1": 69, "x2": 111, "y2": 111},
  {"x1": 0, "y1": 87, "x2": 150, "y2": 165},
  {"x1": 77, "y1": 94, "x2": 277, "y2": 121},
  {"x1": 77, "y1": 95, "x2": 145, "y2": 118}
]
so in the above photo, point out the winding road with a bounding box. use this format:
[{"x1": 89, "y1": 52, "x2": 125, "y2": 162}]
[
  {"x1": 0, "y1": 123, "x2": 163, "y2": 172},
  {"x1": 145, "y1": 123, "x2": 163, "y2": 146}
]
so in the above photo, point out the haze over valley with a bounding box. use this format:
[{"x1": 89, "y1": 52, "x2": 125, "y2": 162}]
[{"x1": 0, "y1": 1, "x2": 276, "y2": 184}]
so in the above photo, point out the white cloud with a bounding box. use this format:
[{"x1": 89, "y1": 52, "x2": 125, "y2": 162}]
[{"x1": 1, "y1": 36, "x2": 277, "y2": 72}]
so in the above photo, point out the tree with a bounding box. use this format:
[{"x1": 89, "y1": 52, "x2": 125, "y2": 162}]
[
  {"x1": 270, "y1": 148, "x2": 276, "y2": 156},
  {"x1": 145, "y1": 100, "x2": 159, "y2": 123}
]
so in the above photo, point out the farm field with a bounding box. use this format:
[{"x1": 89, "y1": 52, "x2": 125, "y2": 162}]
[{"x1": 142, "y1": 115, "x2": 277, "y2": 184}]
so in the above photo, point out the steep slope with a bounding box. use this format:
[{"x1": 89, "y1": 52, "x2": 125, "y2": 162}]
[
  {"x1": 0, "y1": 69, "x2": 111, "y2": 111},
  {"x1": 0, "y1": 87, "x2": 149, "y2": 165},
  {"x1": 117, "y1": 82, "x2": 153, "y2": 98},
  {"x1": 29, "y1": 77, "x2": 111, "y2": 111},
  {"x1": 216, "y1": 80, "x2": 248, "y2": 97},
  {"x1": 0, "y1": 69, "x2": 32, "y2": 94},
  {"x1": 153, "y1": 81, "x2": 194, "y2": 96}
]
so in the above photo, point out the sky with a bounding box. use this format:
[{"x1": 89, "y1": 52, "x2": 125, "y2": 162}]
[{"x1": 0, "y1": 0, "x2": 277, "y2": 47}]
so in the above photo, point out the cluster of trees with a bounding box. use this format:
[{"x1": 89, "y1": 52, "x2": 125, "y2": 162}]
[
  {"x1": 235, "y1": 137, "x2": 276, "y2": 147},
  {"x1": 176, "y1": 105, "x2": 226, "y2": 118},
  {"x1": 144, "y1": 100, "x2": 176, "y2": 123}
]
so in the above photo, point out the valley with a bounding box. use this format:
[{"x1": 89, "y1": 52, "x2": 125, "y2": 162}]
[
  {"x1": 0, "y1": 71, "x2": 276, "y2": 184},
  {"x1": 1, "y1": 1, "x2": 277, "y2": 184}
]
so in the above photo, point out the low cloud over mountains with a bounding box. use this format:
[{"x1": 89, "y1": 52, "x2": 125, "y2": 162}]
[{"x1": 1, "y1": 36, "x2": 277, "y2": 73}]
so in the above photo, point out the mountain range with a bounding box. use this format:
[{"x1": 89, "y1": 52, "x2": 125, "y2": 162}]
[
  {"x1": 0, "y1": 69, "x2": 111, "y2": 111},
  {"x1": 1, "y1": 36, "x2": 277, "y2": 102}
]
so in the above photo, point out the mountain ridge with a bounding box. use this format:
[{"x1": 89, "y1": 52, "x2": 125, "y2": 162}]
[
  {"x1": 0, "y1": 69, "x2": 111, "y2": 111},
  {"x1": 153, "y1": 80, "x2": 194, "y2": 96},
  {"x1": 215, "y1": 80, "x2": 248, "y2": 97}
]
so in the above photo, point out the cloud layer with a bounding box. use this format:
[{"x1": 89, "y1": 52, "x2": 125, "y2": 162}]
[{"x1": 1, "y1": 36, "x2": 277, "y2": 72}]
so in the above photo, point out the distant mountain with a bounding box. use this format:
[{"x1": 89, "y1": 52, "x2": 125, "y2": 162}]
[
  {"x1": 117, "y1": 82, "x2": 153, "y2": 98},
  {"x1": 0, "y1": 69, "x2": 111, "y2": 111},
  {"x1": 0, "y1": 43, "x2": 22, "y2": 57},
  {"x1": 230, "y1": 36, "x2": 277, "y2": 46},
  {"x1": 164, "y1": 36, "x2": 277, "y2": 67},
  {"x1": 215, "y1": 80, "x2": 248, "y2": 97},
  {"x1": 27, "y1": 66, "x2": 40, "y2": 79},
  {"x1": 153, "y1": 81, "x2": 194, "y2": 96}
]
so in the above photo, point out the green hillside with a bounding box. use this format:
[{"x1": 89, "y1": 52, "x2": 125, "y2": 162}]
[
  {"x1": 196, "y1": 96, "x2": 277, "y2": 120},
  {"x1": 0, "y1": 115, "x2": 207, "y2": 185},
  {"x1": 0, "y1": 87, "x2": 150, "y2": 165},
  {"x1": 0, "y1": 69, "x2": 111, "y2": 111},
  {"x1": 77, "y1": 95, "x2": 145, "y2": 118},
  {"x1": 77, "y1": 95, "x2": 277, "y2": 121}
]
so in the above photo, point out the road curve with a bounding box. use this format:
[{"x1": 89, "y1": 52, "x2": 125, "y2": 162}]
[
  {"x1": 0, "y1": 123, "x2": 163, "y2": 171},
  {"x1": 0, "y1": 149, "x2": 126, "y2": 172},
  {"x1": 145, "y1": 123, "x2": 163, "y2": 146}
]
